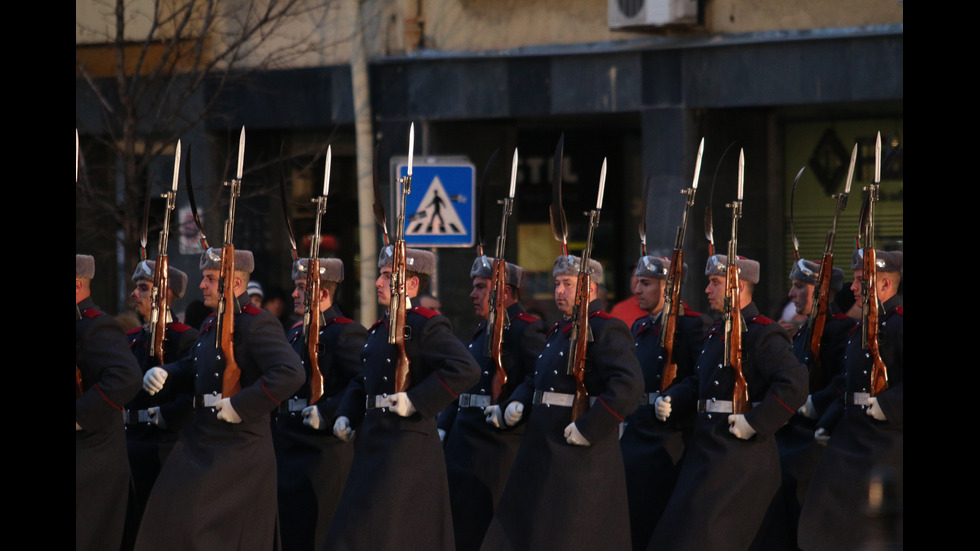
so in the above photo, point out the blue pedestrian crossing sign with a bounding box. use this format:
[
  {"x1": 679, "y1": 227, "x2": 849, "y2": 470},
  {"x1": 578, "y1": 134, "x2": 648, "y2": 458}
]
[{"x1": 394, "y1": 159, "x2": 476, "y2": 248}]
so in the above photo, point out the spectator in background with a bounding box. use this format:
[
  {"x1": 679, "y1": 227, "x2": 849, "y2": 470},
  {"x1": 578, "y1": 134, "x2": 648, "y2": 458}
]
[
  {"x1": 247, "y1": 280, "x2": 264, "y2": 308},
  {"x1": 610, "y1": 264, "x2": 646, "y2": 326}
]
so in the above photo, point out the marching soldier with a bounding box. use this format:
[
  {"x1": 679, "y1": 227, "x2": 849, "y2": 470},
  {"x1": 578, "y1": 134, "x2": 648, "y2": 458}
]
[
  {"x1": 325, "y1": 247, "x2": 480, "y2": 550},
  {"x1": 274, "y1": 257, "x2": 366, "y2": 550},
  {"x1": 122, "y1": 260, "x2": 199, "y2": 549},
  {"x1": 135, "y1": 248, "x2": 304, "y2": 551},
  {"x1": 438, "y1": 255, "x2": 546, "y2": 551},
  {"x1": 76, "y1": 254, "x2": 143, "y2": 551},
  {"x1": 649, "y1": 255, "x2": 807, "y2": 551},
  {"x1": 758, "y1": 258, "x2": 855, "y2": 549},
  {"x1": 798, "y1": 250, "x2": 903, "y2": 551},
  {"x1": 480, "y1": 255, "x2": 643, "y2": 551},
  {"x1": 620, "y1": 255, "x2": 708, "y2": 551}
]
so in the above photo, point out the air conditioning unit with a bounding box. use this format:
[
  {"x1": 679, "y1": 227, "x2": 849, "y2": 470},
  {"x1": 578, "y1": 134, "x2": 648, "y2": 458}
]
[{"x1": 608, "y1": 0, "x2": 699, "y2": 29}]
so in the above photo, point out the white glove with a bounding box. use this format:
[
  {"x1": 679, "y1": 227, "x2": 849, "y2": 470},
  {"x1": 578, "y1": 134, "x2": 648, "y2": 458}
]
[
  {"x1": 866, "y1": 397, "x2": 887, "y2": 421},
  {"x1": 484, "y1": 405, "x2": 504, "y2": 428},
  {"x1": 147, "y1": 406, "x2": 166, "y2": 429},
  {"x1": 215, "y1": 398, "x2": 242, "y2": 424},
  {"x1": 798, "y1": 395, "x2": 817, "y2": 419},
  {"x1": 504, "y1": 401, "x2": 524, "y2": 426},
  {"x1": 388, "y1": 392, "x2": 416, "y2": 417},
  {"x1": 728, "y1": 414, "x2": 756, "y2": 440},
  {"x1": 143, "y1": 367, "x2": 168, "y2": 395},
  {"x1": 563, "y1": 422, "x2": 591, "y2": 446},
  {"x1": 333, "y1": 416, "x2": 354, "y2": 442},
  {"x1": 302, "y1": 405, "x2": 324, "y2": 430},
  {"x1": 814, "y1": 427, "x2": 830, "y2": 446},
  {"x1": 654, "y1": 395, "x2": 672, "y2": 421},
  {"x1": 438, "y1": 428, "x2": 446, "y2": 442}
]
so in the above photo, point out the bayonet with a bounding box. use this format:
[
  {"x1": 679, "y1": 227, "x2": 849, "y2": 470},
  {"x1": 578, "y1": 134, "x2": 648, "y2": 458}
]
[{"x1": 548, "y1": 134, "x2": 568, "y2": 256}]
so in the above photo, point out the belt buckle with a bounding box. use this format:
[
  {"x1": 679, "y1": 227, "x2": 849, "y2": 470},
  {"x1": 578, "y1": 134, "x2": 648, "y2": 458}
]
[
  {"x1": 459, "y1": 394, "x2": 471, "y2": 407},
  {"x1": 199, "y1": 393, "x2": 222, "y2": 408},
  {"x1": 288, "y1": 398, "x2": 308, "y2": 412},
  {"x1": 138, "y1": 409, "x2": 150, "y2": 423}
]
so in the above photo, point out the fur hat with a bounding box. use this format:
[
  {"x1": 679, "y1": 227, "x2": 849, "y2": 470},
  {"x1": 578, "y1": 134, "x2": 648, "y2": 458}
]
[
  {"x1": 76, "y1": 254, "x2": 95, "y2": 279},
  {"x1": 851, "y1": 249, "x2": 903, "y2": 275},
  {"x1": 131, "y1": 260, "x2": 190, "y2": 299},
  {"x1": 705, "y1": 254, "x2": 760, "y2": 284},
  {"x1": 635, "y1": 256, "x2": 671, "y2": 280},
  {"x1": 789, "y1": 258, "x2": 844, "y2": 292},
  {"x1": 553, "y1": 255, "x2": 603, "y2": 285},
  {"x1": 293, "y1": 258, "x2": 344, "y2": 283},
  {"x1": 199, "y1": 247, "x2": 255, "y2": 274},
  {"x1": 469, "y1": 255, "x2": 525, "y2": 289},
  {"x1": 378, "y1": 245, "x2": 436, "y2": 276}
]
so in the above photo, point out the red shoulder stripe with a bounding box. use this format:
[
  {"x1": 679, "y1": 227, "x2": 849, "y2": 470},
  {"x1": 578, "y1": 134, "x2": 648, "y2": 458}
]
[{"x1": 411, "y1": 306, "x2": 439, "y2": 319}]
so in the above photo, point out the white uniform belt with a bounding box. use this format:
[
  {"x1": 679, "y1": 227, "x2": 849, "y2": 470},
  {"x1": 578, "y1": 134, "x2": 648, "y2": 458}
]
[
  {"x1": 697, "y1": 399, "x2": 761, "y2": 413},
  {"x1": 458, "y1": 394, "x2": 491, "y2": 408},
  {"x1": 532, "y1": 390, "x2": 597, "y2": 407},
  {"x1": 638, "y1": 391, "x2": 661, "y2": 406},
  {"x1": 845, "y1": 392, "x2": 871, "y2": 406},
  {"x1": 193, "y1": 393, "x2": 223, "y2": 408},
  {"x1": 124, "y1": 409, "x2": 152, "y2": 424},
  {"x1": 366, "y1": 394, "x2": 395, "y2": 410}
]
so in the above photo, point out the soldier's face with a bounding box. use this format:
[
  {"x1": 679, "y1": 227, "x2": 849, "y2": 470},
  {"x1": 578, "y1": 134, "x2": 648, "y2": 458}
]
[
  {"x1": 851, "y1": 269, "x2": 864, "y2": 302},
  {"x1": 292, "y1": 279, "x2": 307, "y2": 316},
  {"x1": 470, "y1": 276, "x2": 490, "y2": 318},
  {"x1": 705, "y1": 274, "x2": 726, "y2": 312},
  {"x1": 633, "y1": 276, "x2": 664, "y2": 314},
  {"x1": 200, "y1": 270, "x2": 220, "y2": 309},
  {"x1": 789, "y1": 279, "x2": 814, "y2": 315},
  {"x1": 131, "y1": 279, "x2": 153, "y2": 319},
  {"x1": 376, "y1": 267, "x2": 392, "y2": 307},
  {"x1": 554, "y1": 275, "x2": 578, "y2": 317}
]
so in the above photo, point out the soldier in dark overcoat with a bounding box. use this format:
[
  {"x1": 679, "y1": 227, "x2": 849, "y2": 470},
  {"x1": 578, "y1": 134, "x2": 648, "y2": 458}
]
[
  {"x1": 76, "y1": 254, "x2": 143, "y2": 551},
  {"x1": 798, "y1": 250, "x2": 903, "y2": 551},
  {"x1": 619, "y1": 255, "x2": 707, "y2": 551},
  {"x1": 438, "y1": 256, "x2": 546, "y2": 551},
  {"x1": 134, "y1": 248, "x2": 304, "y2": 551},
  {"x1": 122, "y1": 261, "x2": 199, "y2": 549},
  {"x1": 324, "y1": 247, "x2": 480, "y2": 551},
  {"x1": 647, "y1": 255, "x2": 808, "y2": 551},
  {"x1": 754, "y1": 259, "x2": 856, "y2": 550},
  {"x1": 274, "y1": 257, "x2": 366, "y2": 551},
  {"x1": 480, "y1": 255, "x2": 643, "y2": 551}
]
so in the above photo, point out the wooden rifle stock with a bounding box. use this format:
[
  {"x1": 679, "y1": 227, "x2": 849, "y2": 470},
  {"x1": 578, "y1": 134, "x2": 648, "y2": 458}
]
[
  {"x1": 218, "y1": 243, "x2": 241, "y2": 397},
  {"x1": 805, "y1": 251, "x2": 834, "y2": 388},
  {"x1": 488, "y1": 258, "x2": 508, "y2": 402},
  {"x1": 660, "y1": 249, "x2": 684, "y2": 391},
  {"x1": 568, "y1": 270, "x2": 592, "y2": 421},
  {"x1": 150, "y1": 255, "x2": 169, "y2": 363},
  {"x1": 306, "y1": 258, "x2": 324, "y2": 403},
  {"x1": 726, "y1": 261, "x2": 749, "y2": 414},
  {"x1": 76, "y1": 366, "x2": 84, "y2": 398},
  {"x1": 863, "y1": 248, "x2": 889, "y2": 396},
  {"x1": 390, "y1": 240, "x2": 411, "y2": 393}
]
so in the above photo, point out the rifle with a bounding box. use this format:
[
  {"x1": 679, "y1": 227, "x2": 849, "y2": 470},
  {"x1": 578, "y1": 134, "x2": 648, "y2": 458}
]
[
  {"x1": 487, "y1": 149, "x2": 519, "y2": 403},
  {"x1": 565, "y1": 159, "x2": 607, "y2": 422},
  {"x1": 725, "y1": 150, "x2": 749, "y2": 414},
  {"x1": 390, "y1": 124, "x2": 414, "y2": 393},
  {"x1": 859, "y1": 132, "x2": 889, "y2": 397},
  {"x1": 305, "y1": 146, "x2": 331, "y2": 404},
  {"x1": 76, "y1": 129, "x2": 84, "y2": 398},
  {"x1": 217, "y1": 127, "x2": 245, "y2": 398},
  {"x1": 660, "y1": 137, "x2": 703, "y2": 391},
  {"x1": 149, "y1": 140, "x2": 182, "y2": 362},
  {"x1": 801, "y1": 144, "x2": 856, "y2": 387}
]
